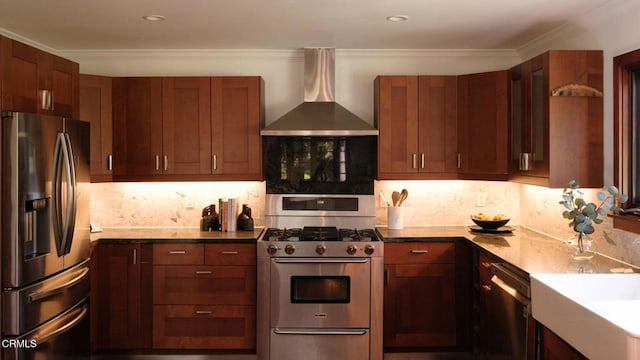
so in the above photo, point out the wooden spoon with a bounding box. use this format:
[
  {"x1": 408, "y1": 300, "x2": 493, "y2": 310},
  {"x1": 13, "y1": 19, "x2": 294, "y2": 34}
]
[
  {"x1": 391, "y1": 191, "x2": 401, "y2": 206},
  {"x1": 398, "y1": 188, "x2": 408, "y2": 206}
]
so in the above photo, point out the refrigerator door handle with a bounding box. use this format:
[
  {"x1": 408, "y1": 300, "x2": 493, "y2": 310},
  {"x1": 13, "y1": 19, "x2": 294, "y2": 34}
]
[
  {"x1": 61, "y1": 133, "x2": 77, "y2": 255},
  {"x1": 30, "y1": 304, "x2": 88, "y2": 345},
  {"x1": 52, "y1": 133, "x2": 66, "y2": 255},
  {"x1": 52, "y1": 132, "x2": 78, "y2": 256},
  {"x1": 27, "y1": 267, "x2": 89, "y2": 303}
]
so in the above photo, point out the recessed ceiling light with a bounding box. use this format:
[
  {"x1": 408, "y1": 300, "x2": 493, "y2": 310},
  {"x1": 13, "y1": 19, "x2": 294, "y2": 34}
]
[
  {"x1": 386, "y1": 15, "x2": 409, "y2": 22},
  {"x1": 142, "y1": 15, "x2": 166, "y2": 21}
]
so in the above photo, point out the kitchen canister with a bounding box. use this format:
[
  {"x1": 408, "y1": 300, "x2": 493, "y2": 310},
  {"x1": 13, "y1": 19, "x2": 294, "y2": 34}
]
[{"x1": 387, "y1": 206, "x2": 404, "y2": 230}]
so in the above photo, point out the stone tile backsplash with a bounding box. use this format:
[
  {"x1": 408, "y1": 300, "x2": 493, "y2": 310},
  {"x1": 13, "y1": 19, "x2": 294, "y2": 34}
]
[
  {"x1": 90, "y1": 180, "x2": 640, "y2": 267},
  {"x1": 90, "y1": 181, "x2": 265, "y2": 229}
]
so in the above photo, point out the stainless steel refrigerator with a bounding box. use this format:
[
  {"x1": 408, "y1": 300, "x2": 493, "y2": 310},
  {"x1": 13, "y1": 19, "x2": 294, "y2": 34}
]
[{"x1": 2, "y1": 111, "x2": 90, "y2": 360}]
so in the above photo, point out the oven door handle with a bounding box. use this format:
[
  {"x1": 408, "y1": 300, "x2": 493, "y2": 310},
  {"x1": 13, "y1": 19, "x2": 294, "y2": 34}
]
[
  {"x1": 272, "y1": 258, "x2": 369, "y2": 264},
  {"x1": 274, "y1": 328, "x2": 368, "y2": 336}
]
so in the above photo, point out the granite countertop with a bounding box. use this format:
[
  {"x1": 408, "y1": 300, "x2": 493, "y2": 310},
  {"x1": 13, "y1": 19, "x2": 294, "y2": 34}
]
[
  {"x1": 90, "y1": 227, "x2": 265, "y2": 244},
  {"x1": 377, "y1": 225, "x2": 639, "y2": 275}
]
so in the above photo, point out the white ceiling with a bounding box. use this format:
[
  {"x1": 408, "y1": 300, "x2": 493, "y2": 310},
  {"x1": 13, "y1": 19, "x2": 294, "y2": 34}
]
[{"x1": 0, "y1": 0, "x2": 614, "y2": 51}]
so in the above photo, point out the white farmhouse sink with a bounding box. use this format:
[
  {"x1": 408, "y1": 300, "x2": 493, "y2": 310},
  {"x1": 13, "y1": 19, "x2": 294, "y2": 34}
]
[{"x1": 531, "y1": 273, "x2": 640, "y2": 360}]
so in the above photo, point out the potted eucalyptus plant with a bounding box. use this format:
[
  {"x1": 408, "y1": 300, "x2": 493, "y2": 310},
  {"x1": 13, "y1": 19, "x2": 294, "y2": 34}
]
[{"x1": 559, "y1": 180, "x2": 628, "y2": 260}]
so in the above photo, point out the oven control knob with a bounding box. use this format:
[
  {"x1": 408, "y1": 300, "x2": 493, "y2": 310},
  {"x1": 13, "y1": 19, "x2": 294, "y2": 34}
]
[
  {"x1": 316, "y1": 244, "x2": 327, "y2": 255},
  {"x1": 346, "y1": 245, "x2": 357, "y2": 255},
  {"x1": 364, "y1": 245, "x2": 375, "y2": 255},
  {"x1": 284, "y1": 244, "x2": 296, "y2": 255},
  {"x1": 267, "y1": 245, "x2": 279, "y2": 255}
]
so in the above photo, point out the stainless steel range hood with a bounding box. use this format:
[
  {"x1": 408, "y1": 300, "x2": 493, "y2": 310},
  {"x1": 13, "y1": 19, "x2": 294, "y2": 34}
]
[{"x1": 261, "y1": 48, "x2": 378, "y2": 136}]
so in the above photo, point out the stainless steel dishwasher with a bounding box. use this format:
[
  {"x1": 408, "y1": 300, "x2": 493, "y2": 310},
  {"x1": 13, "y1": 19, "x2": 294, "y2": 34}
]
[{"x1": 486, "y1": 262, "x2": 532, "y2": 360}]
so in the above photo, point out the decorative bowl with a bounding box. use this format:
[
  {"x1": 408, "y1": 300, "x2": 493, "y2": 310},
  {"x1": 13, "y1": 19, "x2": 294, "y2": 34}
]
[{"x1": 470, "y1": 216, "x2": 510, "y2": 229}]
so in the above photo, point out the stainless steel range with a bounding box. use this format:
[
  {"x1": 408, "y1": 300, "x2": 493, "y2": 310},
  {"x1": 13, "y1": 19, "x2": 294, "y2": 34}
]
[{"x1": 257, "y1": 195, "x2": 383, "y2": 360}]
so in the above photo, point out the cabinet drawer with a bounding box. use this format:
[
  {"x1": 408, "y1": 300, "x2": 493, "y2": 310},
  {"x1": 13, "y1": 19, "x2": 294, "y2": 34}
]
[
  {"x1": 153, "y1": 244, "x2": 204, "y2": 265},
  {"x1": 385, "y1": 242, "x2": 455, "y2": 264},
  {"x1": 153, "y1": 305, "x2": 256, "y2": 349},
  {"x1": 153, "y1": 265, "x2": 256, "y2": 305},
  {"x1": 205, "y1": 244, "x2": 256, "y2": 265}
]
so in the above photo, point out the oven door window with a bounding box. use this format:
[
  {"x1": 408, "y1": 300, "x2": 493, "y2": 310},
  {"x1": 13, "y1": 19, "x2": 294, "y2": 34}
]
[{"x1": 290, "y1": 276, "x2": 350, "y2": 303}]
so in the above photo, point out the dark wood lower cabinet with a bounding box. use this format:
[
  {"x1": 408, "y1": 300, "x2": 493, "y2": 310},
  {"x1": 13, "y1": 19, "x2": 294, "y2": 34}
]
[
  {"x1": 151, "y1": 243, "x2": 257, "y2": 351},
  {"x1": 152, "y1": 305, "x2": 256, "y2": 349},
  {"x1": 384, "y1": 263, "x2": 457, "y2": 347},
  {"x1": 539, "y1": 325, "x2": 588, "y2": 360},
  {"x1": 92, "y1": 242, "x2": 257, "y2": 354},
  {"x1": 383, "y1": 241, "x2": 471, "y2": 351},
  {"x1": 94, "y1": 243, "x2": 152, "y2": 350}
]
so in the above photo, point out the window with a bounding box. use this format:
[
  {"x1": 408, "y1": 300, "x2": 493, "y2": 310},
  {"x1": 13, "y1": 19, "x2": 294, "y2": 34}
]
[{"x1": 613, "y1": 48, "x2": 640, "y2": 232}]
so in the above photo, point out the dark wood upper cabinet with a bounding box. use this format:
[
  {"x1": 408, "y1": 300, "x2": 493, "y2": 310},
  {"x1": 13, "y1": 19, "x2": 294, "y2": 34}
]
[
  {"x1": 211, "y1": 76, "x2": 264, "y2": 180},
  {"x1": 457, "y1": 70, "x2": 510, "y2": 180},
  {"x1": 418, "y1": 76, "x2": 458, "y2": 176},
  {"x1": 1, "y1": 36, "x2": 78, "y2": 118},
  {"x1": 112, "y1": 77, "x2": 163, "y2": 179},
  {"x1": 111, "y1": 76, "x2": 263, "y2": 181},
  {"x1": 162, "y1": 77, "x2": 212, "y2": 175},
  {"x1": 80, "y1": 74, "x2": 113, "y2": 182},
  {"x1": 376, "y1": 76, "x2": 418, "y2": 177},
  {"x1": 509, "y1": 50, "x2": 603, "y2": 188},
  {"x1": 375, "y1": 75, "x2": 457, "y2": 179}
]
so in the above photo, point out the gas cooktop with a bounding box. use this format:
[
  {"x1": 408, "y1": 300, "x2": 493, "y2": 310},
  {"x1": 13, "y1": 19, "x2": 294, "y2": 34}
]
[{"x1": 262, "y1": 226, "x2": 379, "y2": 242}]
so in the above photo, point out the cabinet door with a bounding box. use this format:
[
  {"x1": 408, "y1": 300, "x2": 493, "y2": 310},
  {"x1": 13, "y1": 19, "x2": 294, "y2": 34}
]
[
  {"x1": 44, "y1": 52, "x2": 79, "y2": 118},
  {"x1": 511, "y1": 56, "x2": 549, "y2": 180},
  {"x1": 162, "y1": 77, "x2": 212, "y2": 175},
  {"x1": 112, "y1": 77, "x2": 163, "y2": 178},
  {"x1": 375, "y1": 76, "x2": 419, "y2": 178},
  {"x1": 384, "y1": 263, "x2": 456, "y2": 347},
  {"x1": 539, "y1": 325, "x2": 588, "y2": 360},
  {"x1": 211, "y1": 76, "x2": 263, "y2": 179},
  {"x1": 0, "y1": 37, "x2": 78, "y2": 117},
  {"x1": 95, "y1": 244, "x2": 152, "y2": 350},
  {"x1": 1, "y1": 36, "x2": 41, "y2": 113},
  {"x1": 80, "y1": 74, "x2": 113, "y2": 182},
  {"x1": 457, "y1": 70, "x2": 509, "y2": 180},
  {"x1": 418, "y1": 76, "x2": 458, "y2": 177}
]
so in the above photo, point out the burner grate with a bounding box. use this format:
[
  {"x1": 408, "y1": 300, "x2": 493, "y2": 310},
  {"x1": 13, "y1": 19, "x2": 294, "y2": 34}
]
[{"x1": 301, "y1": 226, "x2": 339, "y2": 241}]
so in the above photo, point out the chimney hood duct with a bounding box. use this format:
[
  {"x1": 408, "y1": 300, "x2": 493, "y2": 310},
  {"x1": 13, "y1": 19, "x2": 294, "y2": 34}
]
[{"x1": 261, "y1": 48, "x2": 378, "y2": 136}]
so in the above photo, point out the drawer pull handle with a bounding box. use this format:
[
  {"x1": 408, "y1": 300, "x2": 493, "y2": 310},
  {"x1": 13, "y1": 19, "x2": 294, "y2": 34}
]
[
  {"x1": 195, "y1": 271, "x2": 212, "y2": 275},
  {"x1": 410, "y1": 250, "x2": 428, "y2": 254},
  {"x1": 221, "y1": 250, "x2": 239, "y2": 255},
  {"x1": 482, "y1": 285, "x2": 492, "y2": 292},
  {"x1": 481, "y1": 262, "x2": 492, "y2": 268},
  {"x1": 195, "y1": 310, "x2": 212, "y2": 315},
  {"x1": 168, "y1": 250, "x2": 187, "y2": 255}
]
